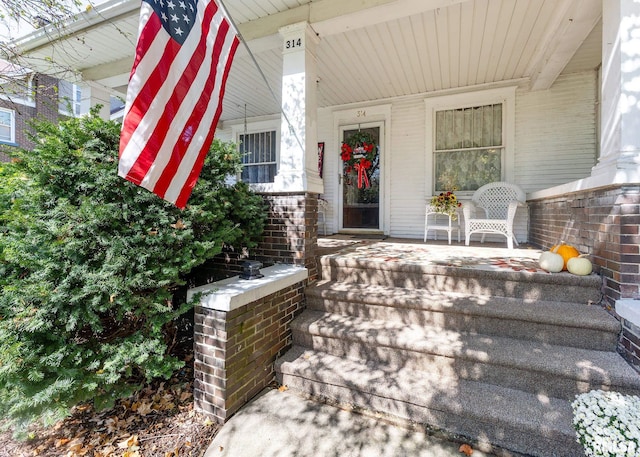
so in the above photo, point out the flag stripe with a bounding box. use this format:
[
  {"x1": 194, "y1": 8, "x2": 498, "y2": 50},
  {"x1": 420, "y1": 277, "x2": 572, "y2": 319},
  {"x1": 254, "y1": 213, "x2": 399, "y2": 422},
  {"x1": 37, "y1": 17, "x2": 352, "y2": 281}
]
[
  {"x1": 118, "y1": 3, "x2": 157, "y2": 132},
  {"x1": 123, "y1": 0, "x2": 219, "y2": 183},
  {"x1": 152, "y1": 19, "x2": 235, "y2": 198}
]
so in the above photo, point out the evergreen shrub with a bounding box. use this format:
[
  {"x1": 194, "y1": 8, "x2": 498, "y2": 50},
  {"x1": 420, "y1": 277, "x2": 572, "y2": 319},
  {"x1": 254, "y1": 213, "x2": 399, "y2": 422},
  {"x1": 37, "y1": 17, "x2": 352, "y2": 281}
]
[{"x1": 0, "y1": 112, "x2": 266, "y2": 431}]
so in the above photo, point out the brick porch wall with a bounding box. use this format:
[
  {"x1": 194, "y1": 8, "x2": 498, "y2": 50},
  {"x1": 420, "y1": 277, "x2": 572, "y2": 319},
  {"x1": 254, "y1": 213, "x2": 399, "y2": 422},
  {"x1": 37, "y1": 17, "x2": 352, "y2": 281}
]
[
  {"x1": 190, "y1": 192, "x2": 320, "y2": 284},
  {"x1": 191, "y1": 192, "x2": 319, "y2": 422},
  {"x1": 193, "y1": 280, "x2": 306, "y2": 423},
  {"x1": 253, "y1": 192, "x2": 319, "y2": 282},
  {"x1": 528, "y1": 184, "x2": 640, "y2": 369}
]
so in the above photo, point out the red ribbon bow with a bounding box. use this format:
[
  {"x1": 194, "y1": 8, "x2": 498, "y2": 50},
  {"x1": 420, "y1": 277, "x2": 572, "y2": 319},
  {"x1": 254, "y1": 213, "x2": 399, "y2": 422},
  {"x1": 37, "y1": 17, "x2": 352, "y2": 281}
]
[{"x1": 354, "y1": 158, "x2": 371, "y2": 189}]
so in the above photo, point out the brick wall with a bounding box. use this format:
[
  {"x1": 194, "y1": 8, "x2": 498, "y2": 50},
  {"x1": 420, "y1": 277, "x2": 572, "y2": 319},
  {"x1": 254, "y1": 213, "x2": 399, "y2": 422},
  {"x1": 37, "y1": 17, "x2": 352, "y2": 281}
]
[
  {"x1": 34, "y1": 74, "x2": 60, "y2": 124},
  {"x1": 528, "y1": 184, "x2": 640, "y2": 309},
  {"x1": 253, "y1": 192, "x2": 319, "y2": 281},
  {"x1": 528, "y1": 184, "x2": 640, "y2": 370},
  {"x1": 1, "y1": 73, "x2": 61, "y2": 151},
  {"x1": 193, "y1": 280, "x2": 306, "y2": 422},
  {"x1": 620, "y1": 319, "x2": 640, "y2": 371},
  {"x1": 190, "y1": 192, "x2": 320, "y2": 285}
]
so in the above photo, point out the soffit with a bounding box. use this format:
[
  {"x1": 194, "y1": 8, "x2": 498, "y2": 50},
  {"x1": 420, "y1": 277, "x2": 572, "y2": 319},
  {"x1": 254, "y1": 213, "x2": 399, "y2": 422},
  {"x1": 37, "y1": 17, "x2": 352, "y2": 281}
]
[{"x1": 7, "y1": 0, "x2": 602, "y2": 122}]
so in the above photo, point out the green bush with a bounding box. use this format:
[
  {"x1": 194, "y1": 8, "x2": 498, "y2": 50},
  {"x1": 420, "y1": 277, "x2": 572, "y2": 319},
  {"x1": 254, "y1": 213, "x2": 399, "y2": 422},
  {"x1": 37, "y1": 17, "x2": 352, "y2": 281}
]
[{"x1": 0, "y1": 112, "x2": 266, "y2": 431}]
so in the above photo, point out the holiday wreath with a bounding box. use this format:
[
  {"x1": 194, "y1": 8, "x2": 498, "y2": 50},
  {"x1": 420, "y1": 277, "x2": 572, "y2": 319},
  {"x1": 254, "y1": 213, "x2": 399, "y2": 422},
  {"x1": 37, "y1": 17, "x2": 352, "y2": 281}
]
[{"x1": 340, "y1": 130, "x2": 377, "y2": 188}]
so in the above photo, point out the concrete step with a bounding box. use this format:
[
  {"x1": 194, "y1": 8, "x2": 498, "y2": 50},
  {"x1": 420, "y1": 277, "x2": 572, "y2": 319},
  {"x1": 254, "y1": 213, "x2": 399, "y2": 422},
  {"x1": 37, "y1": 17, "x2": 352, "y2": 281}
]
[
  {"x1": 291, "y1": 310, "x2": 640, "y2": 400},
  {"x1": 320, "y1": 255, "x2": 601, "y2": 303},
  {"x1": 306, "y1": 280, "x2": 620, "y2": 351},
  {"x1": 276, "y1": 347, "x2": 584, "y2": 457}
]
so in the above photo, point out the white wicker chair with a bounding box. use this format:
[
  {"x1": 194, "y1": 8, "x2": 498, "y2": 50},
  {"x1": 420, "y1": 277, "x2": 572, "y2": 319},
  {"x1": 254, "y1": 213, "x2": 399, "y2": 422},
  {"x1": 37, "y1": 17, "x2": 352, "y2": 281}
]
[{"x1": 463, "y1": 182, "x2": 526, "y2": 250}]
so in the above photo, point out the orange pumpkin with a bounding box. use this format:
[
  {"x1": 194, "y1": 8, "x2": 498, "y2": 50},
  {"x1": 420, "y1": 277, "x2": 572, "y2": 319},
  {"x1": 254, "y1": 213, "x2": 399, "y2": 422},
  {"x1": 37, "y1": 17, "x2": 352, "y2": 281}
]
[{"x1": 550, "y1": 243, "x2": 580, "y2": 270}]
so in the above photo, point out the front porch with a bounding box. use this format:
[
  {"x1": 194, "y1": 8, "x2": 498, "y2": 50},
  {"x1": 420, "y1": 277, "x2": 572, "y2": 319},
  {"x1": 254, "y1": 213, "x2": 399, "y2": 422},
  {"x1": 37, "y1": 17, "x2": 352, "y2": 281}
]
[{"x1": 190, "y1": 229, "x2": 640, "y2": 455}]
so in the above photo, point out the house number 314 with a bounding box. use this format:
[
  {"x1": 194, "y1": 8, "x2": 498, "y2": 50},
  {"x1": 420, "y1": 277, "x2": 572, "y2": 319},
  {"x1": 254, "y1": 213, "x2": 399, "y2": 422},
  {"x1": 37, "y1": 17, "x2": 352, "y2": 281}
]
[{"x1": 285, "y1": 38, "x2": 303, "y2": 49}]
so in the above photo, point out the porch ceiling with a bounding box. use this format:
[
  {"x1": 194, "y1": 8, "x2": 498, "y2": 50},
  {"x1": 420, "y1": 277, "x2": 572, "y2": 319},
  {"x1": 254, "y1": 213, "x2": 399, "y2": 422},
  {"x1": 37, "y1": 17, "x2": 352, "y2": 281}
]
[{"x1": 8, "y1": 0, "x2": 602, "y2": 122}]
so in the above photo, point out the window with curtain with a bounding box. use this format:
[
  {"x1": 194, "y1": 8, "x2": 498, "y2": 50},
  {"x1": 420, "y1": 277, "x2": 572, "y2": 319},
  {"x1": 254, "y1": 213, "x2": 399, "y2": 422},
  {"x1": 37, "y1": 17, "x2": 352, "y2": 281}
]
[
  {"x1": 434, "y1": 103, "x2": 503, "y2": 192},
  {"x1": 0, "y1": 108, "x2": 15, "y2": 143},
  {"x1": 240, "y1": 130, "x2": 277, "y2": 183}
]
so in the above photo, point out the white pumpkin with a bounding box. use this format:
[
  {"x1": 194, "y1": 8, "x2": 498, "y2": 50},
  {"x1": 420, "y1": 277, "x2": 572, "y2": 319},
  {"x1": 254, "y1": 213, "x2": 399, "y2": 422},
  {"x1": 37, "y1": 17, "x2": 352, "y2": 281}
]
[
  {"x1": 567, "y1": 256, "x2": 593, "y2": 276},
  {"x1": 539, "y1": 251, "x2": 564, "y2": 273}
]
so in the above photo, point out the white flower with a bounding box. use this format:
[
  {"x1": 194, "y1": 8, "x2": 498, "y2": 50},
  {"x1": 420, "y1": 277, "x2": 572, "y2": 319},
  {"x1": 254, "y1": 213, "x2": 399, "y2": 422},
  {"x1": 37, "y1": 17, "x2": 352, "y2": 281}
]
[{"x1": 572, "y1": 390, "x2": 640, "y2": 457}]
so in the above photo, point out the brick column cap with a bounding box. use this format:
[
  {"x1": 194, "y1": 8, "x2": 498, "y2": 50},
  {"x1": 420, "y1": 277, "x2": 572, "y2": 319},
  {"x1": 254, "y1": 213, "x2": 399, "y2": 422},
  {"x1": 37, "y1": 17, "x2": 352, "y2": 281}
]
[
  {"x1": 187, "y1": 264, "x2": 308, "y2": 312},
  {"x1": 617, "y1": 299, "x2": 640, "y2": 327}
]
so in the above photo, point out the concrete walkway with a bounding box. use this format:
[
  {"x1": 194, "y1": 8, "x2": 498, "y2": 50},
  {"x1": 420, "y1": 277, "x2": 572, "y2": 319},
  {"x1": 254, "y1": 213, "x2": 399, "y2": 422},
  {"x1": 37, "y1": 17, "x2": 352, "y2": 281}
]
[{"x1": 205, "y1": 388, "x2": 493, "y2": 457}]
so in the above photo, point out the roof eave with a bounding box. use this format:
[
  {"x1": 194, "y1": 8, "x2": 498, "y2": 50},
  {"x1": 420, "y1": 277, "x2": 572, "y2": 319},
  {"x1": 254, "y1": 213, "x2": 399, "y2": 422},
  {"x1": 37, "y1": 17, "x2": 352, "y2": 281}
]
[{"x1": 9, "y1": 0, "x2": 140, "y2": 54}]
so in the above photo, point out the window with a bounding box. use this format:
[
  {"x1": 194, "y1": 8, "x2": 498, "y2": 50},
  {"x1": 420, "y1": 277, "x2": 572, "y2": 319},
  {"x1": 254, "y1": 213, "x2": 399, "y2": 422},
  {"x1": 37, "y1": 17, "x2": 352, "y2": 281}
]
[
  {"x1": 58, "y1": 80, "x2": 82, "y2": 116},
  {"x1": 0, "y1": 108, "x2": 15, "y2": 144},
  {"x1": 434, "y1": 103, "x2": 503, "y2": 192},
  {"x1": 239, "y1": 130, "x2": 277, "y2": 183},
  {"x1": 0, "y1": 72, "x2": 35, "y2": 106}
]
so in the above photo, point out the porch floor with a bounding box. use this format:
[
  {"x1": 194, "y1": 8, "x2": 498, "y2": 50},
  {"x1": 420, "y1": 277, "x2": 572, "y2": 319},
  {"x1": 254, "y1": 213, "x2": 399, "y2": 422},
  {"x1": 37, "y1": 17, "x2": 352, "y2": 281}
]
[{"x1": 317, "y1": 235, "x2": 547, "y2": 276}]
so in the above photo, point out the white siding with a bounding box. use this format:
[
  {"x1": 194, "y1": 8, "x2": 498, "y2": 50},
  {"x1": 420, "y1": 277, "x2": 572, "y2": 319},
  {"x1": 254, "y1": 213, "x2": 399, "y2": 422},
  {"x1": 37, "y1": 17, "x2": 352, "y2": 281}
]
[
  {"x1": 317, "y1": 107, "x2": 338, "y2": 234},
  {"x1": 382, "y1": 91, "x2": 530, "y2": 242},
  {"x1": 216, "y1": 124, "x2": 233, "y2": 142},
  {"x1": 515, "y1": 71, "x2": 598, "y2": 193},
  {"x1": 388, "y1": 98, "x2": 427, "y2": 237},
  {"x1": 227, "y1": 71, "x2": 598, "y2": 243}
]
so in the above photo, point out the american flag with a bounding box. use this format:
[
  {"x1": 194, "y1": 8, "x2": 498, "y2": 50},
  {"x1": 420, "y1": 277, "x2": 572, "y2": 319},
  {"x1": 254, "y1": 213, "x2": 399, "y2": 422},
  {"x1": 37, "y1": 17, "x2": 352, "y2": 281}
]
[{"x1": 118, "y1": 0, "x2": 239, "y2": 208}]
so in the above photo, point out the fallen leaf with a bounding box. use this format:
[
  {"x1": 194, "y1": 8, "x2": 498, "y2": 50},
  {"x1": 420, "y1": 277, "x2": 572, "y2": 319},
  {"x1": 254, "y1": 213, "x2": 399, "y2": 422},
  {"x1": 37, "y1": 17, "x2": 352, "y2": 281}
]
[
  {"x1": 104, "y1": 417, "x2": 120, "y2": 434},
  {"x1": 136, "y1": 401, "x2": 154, "y2": 416},
  {"x1": 459, "y1": 443, "x2": 473, "y2": 456},
  {"x1": 55, "y1": 438, "x2": 71, "y2": 448},
  {"x1": 278, "y1": 385, "x2": 289, "y2": 392},
  {"x1": 67, "y1": 438, "x2": 84, "y2": 453},
  {"x1": 171, "y1": 220, "x2": 186, "y2": 229},
  {"x1": 117, "y1": 435, "x2": 139, "y2": 449}
]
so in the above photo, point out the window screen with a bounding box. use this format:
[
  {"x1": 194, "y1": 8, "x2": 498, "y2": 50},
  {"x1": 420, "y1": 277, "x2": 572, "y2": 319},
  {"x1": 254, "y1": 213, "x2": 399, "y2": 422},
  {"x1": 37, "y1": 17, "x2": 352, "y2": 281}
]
[{"x1": 240, "y1": 130, "x2": 277, "y2": 183}]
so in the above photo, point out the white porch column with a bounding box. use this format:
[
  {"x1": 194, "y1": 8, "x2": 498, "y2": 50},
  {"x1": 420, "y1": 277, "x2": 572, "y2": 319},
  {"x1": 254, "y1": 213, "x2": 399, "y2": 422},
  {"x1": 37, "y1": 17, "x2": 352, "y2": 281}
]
[
  {"x1": 273, "y1": 22, "x2": 323, "y2": 194},
  {"x1": 593, "y1": 0, "x2": 640, "y2": 183},
  {"x1": 80, "y1": 83, "x2": 111, "y2": 120}
]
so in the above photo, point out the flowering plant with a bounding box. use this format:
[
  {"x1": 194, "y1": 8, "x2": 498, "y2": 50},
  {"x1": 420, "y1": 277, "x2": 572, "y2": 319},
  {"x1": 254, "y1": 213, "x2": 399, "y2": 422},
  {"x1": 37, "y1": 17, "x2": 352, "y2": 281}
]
[
  {"x1": 572, "y1": 390, "x2": 640, "y2": 457},
  {"x1": 430, "y1": 190, "x2": 462, "y2": 219},
  {"x1": 341, "y1": 130, "x2": 377, "y2": 188}
]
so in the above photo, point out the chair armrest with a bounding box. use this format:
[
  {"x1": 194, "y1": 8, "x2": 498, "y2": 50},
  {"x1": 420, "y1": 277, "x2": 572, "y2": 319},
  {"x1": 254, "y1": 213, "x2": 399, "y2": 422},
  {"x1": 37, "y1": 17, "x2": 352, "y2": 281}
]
[{"x1": 507, "y1": 200, "x2": 520, "y2": 224}]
